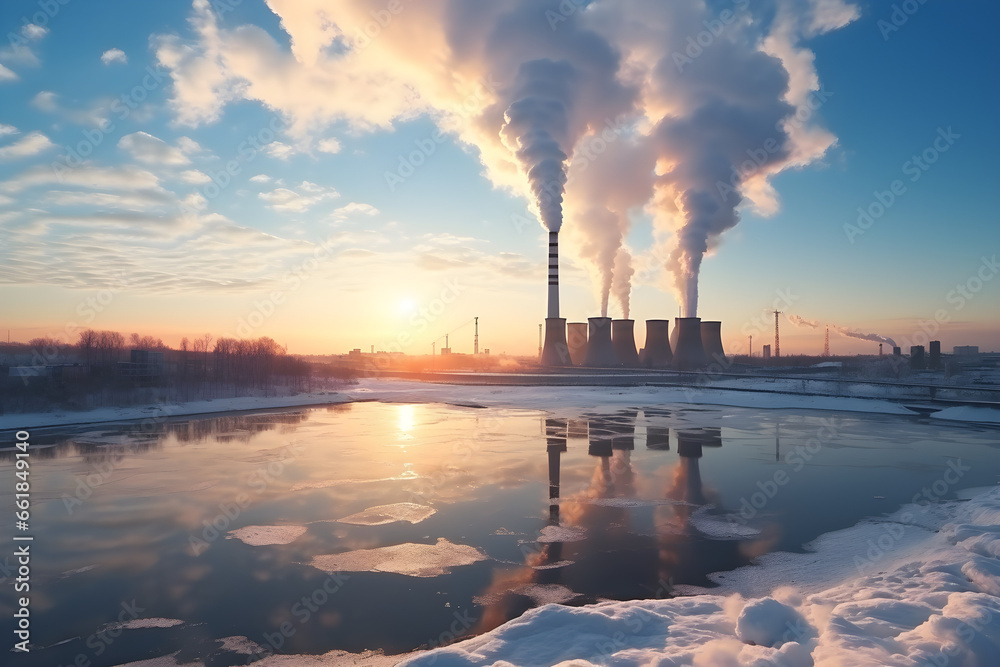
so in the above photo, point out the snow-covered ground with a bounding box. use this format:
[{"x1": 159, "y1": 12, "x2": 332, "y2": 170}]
[
  {"x1": 399, "y1": 485, "x2": 1000, "y2": 666},
  {"x1": 4, "y1": 378, "x2": 1000, "y2": 431}
]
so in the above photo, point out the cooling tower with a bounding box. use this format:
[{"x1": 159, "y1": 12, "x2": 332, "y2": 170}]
[
  {"x1": 567, "y1": 322, "x2": 589, "y2": 366},
  {"x1": 611, "y1": 319, "x2": 640, "y2": 367},
  {"x1": 700, "y1": 321, "x2": 726, "y2": 363},
  {"x1": 670, "y1": 318, "x2": 679, "y2": 351},
  {"x1": 540, "y1": 231, "x2": 570, "y2": 366},
  {"x1": 671, "y1": 317, "x2": 708, "y2": 370},
  {"x1": 640, "y1": 319, "x2": 672, "y2": 368},
  {"x1": 583, "y1": 317, "x2": 618, "y2": 367}
]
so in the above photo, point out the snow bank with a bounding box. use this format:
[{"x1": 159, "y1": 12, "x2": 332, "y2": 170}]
[
  {"x1": 931, "y1": 406, "x2": 1000, "y2": 424},
  {"x1": 398, "y1": 486, "x2": 1000, "y2": 666},
  {"x1": 0, "y1": 390, "x2": 350, "y2": 430}
]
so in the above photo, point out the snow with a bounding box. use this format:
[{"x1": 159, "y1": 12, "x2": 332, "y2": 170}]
[
  {"x1": 398, "y1": 486, "x2": 1000, "y2": 666},
  {"x1": 931, "y1": 406, "x2": 1000, "y2": 424},
  {"x1": 5, "y1": 379, "x2": 997, "y2": 432},
  {"x1": 104, "y1": 617, "x2": 185, "y2": 631},
  {"x1": 227, "y1": 525, "x2": 308, "y2": 546},
  {"x1": 309, "y1": 537, "x2": 490, "y2": 578},
  {"x1": 0, "y1": 390, "x2": 350, "y2": 430},
  {"x1": 689, "y1": 506, "x2": 763, "y2": 540},
  {"x1": 336, "y1": 502, "x2": 437, "y2": 526}
]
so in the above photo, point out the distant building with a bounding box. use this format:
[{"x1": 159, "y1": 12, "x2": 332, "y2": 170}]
[
  {"x1": 953, "y1": 346, "x2": 980, "y2": 356},
  {"x1": 910, "y1": 345, "x2": 925, "y2": 369},
  {"x1": 762, "y1": 344, "x2": 771, "y2": 360},
  {"x1": 119, "y1": 349, "x2": 164, "y2": 380}
]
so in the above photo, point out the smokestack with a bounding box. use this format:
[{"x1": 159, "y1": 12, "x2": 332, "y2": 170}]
[
  {"x1": 611, "y1": 319, "x2": 640, "y2": 367},
  {"x1": 640, "y1": 319, "x2": 672, "y2": 368},
  {"x1": 583, "y1": 317, "x2": 618, "y2": 367},
  {"x1": 567, "y1": 322, "x2": 589, "y2": 366},
  {"x1": 700, "y1": 321, "x2": 726, "y2": 364},
  {"x1": 671, "y1": 317, "x2": 708, "y2": 370},
  {"x1": 540, "y1": 232, "x2": 570, "y2": 366}
]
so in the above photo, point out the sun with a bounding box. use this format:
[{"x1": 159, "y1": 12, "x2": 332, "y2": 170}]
[{"x1": 397, "y1": 297, "x2": 418, "y2": 316}]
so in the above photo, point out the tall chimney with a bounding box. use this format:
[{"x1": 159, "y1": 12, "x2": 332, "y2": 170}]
[
  {"x1": 640, "y1": 319, "x2": 672, "y2": 368},
  {"x1": 583, "y1": 317, "x2": 618, "y2": 367},
  {"x1": 540, "y1": 231, "x2": 570, "y2": 366},
  {"x1": 611, "y1": 319, "x2": 640, "y2": 367},
  {"x1": 700, "y1": 321, "x2": 726, "y2": 364},
  {"x1": 671, "y1": 317, "x2": 708, "y2": 370},
  {"x1": 567, "y1": 322, "x2": 589, "y2": 366}
]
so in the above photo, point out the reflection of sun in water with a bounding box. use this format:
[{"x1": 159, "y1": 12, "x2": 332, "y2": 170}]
[{"x1": 397, "y1": 404, "x2": 416, "y2": 442}]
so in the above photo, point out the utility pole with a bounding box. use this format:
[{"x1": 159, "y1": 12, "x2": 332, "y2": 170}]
[
  {"x1": 474, "y1": 317, "x2": 479, "y2": 355},
  {"x1": 748, "y1": 335, "x2": 752, "y2": 359},
  {"x1": 824, "y1": 326, "x2": 830, "y2": 357},
  {"x1": 773, "y1": 310, "x2": 782, "y2": 358},
  {"x1": 538, "y1": 323, "x2": 543, "y2": 359}
]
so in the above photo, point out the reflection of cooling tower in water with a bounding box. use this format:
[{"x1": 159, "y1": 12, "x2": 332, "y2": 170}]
[
  {"x1": 640, "y1": 320, "x2": 672, "y2": 368},
  {"x1": 587, "y1": 417, "x2": 614, "y2": 457},
  {"x1": 545, "y1": 419, "x2": 567, "y2": 524},
  {"x1": 584, "y1": 317, "x2": 618, "y2": 367},
  {"x1": 676, "y1": 427, "x2": 722, "y2": 456},
  {"x1": 607, "y1": 411, "x2": 637, "y2": 450},
  {"x1": 646, "y1": 426, "x2": 670, "y2": 450},
  {"x1": 700, "y1": 321, "x2": 726, "y2": 363},
  {"x1": 567, "y1": 419, "x2": 588, "y2": 440},
  {"x1": 671, "y1": 317, "x2": 708, "y2": 370},
  {"x1": 611, "y1": 319, "x2": 640, "y2": 367},
  {"x1": 567, "y1": 322, "x2": 588, "y2": 366}
]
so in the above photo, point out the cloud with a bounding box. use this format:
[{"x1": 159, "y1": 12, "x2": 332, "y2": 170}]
[
  {"x1": 0, "y1": 132, "x2": 56, "y2": 160},
  {"x1": 0, "y1": 164, "x2": 162, "y2": 193},
  {"x1": 44, "y1": 190, "x2": 175, "y2": 212},
  {"x1": 0, "y1": 64, "x2": 18, "y2": 82},
  {"x1": 258, "y1": 182, "x2": 339, "y2": 212},
  {"x1": 100, "y1": 48, "x2": 128, "y2": 65},
  {"x1": 118, "y1": 132, "x2": 191, "y2": 166},
  {"x1": 249, "y1": 174, "x2": 271, "y2": 183},
  {"x1": 0, "y1": 124, "x2": 17, "y2": 137},
  {"x1": 263, "y1": 142, "x2": 296, "y2": 160},
  {"x1": 30, "y1": 91, "x2": 58, "y2": 113},
  {"x1": 176, "y1": 136, "x2": 205, "y2": 155},
  {"x1": 316, "y1": 137, "x2": 341, "y2": 154},
  {"x1": 21, "y1": 24, "x2": 49, "y2": 40},
  {"x1": 332, "y1": 202, "x2": 379, "y2": 219},
  {"x1": 177, "y1": 169, "x2": 212, "y2": 184}
]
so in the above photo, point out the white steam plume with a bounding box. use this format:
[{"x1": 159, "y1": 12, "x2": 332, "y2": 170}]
[
  {"x1": 834, "y1": 326, "x2": 896, "y2": 348},
  {"x1": 788, "y1": 314, "x2": 821, "y2": 328}
]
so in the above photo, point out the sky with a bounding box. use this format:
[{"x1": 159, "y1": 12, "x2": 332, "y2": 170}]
[{"x1": 0, "y1": 0, "x2": 997, "y2": 357}]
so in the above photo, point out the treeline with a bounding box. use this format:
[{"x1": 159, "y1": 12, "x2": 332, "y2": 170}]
[{"x1": 1, "y1": 329, "x2": 352, "y2": 414}]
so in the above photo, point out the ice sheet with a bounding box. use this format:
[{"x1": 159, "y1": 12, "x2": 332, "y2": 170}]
[
  {"x1": 227, "y1": 525, "x2": 308, "y2": 546},
  {"x1": 336, "y1": 502, "x2": 437, "y2": 526},
  {"x1": 309, "y1": 538, "x2": 490, "y2": 578}
]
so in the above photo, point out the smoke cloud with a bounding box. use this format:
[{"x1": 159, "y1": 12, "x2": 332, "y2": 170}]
[
  {"x1": 834, "y1": 326, "x2": 897, "y2": 348},
  {"x1": 156, "y1": 0, "x2": 858, "y2": 317},
  {"x1": 788, "y1": 314, "x2": 821, "y2": 328}
]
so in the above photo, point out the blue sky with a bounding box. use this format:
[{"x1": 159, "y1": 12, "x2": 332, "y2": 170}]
[{"x1": 0, "y1": 0, "x2": 997, "y2": 355}]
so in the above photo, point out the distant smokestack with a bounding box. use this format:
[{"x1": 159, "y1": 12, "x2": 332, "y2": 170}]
[
  {"x1": 540, "y1": 232, "x2": 570, "y2": 366},
  {"x1": 611, "y1": 319, "x2": 640, "y2": 367},
  {"x1": 671, "y1": 317, "x2": 708, "y2": 370},
  {"x1": 583, "y1": 317, "x2": 618, "y2": 367},
  {"x1": 640, "y1": 319, "x2": 672, "y2": 368},
  {"x1": 700, "y1": 321, "x2": 726, "y2": 363},
  {"x1": 567, "y1": 322, "x2": 589, "y2": 366}
]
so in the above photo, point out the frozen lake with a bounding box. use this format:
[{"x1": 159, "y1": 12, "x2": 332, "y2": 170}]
[{"x1": 1, "y1": 400, "x2": 998, "y2": 665}]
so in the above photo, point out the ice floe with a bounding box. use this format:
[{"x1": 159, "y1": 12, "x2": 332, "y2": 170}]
[
  {"x1": 336, "y1": 502, "x2": 437, "y2": 526},
  {"x1": 309, "y1": 538, "x2": 490, "y2": 578},
  {"x1": 227, "y1": 525, "x2": 308, "y2": 546}
]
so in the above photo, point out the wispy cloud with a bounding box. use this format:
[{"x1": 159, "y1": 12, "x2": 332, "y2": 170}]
[
  {"x1": 0, "y1": 64, "x2": 18, "y2": 82},
  {"x1": 118, "y1": 132, "x2": 191, "y2": 166},
  {"x1": 0, "y1": 132, "x2": 56, "y2": 160},
  {"x1": 259, "y1": 182, "x2": 339, "y2": 212}
]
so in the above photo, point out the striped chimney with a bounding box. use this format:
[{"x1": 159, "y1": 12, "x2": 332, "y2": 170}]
[{"x1": 548, "y1": 231, "x2": 559, "y2": 319}]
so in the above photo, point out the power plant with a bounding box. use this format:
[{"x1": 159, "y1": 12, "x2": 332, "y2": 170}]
[
  {"x1": 672, "y1": 317, "x2": 709, "y2": 370},
  {"x1": 583, "y1": 317, "x2": 617, "y2": 367}
]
